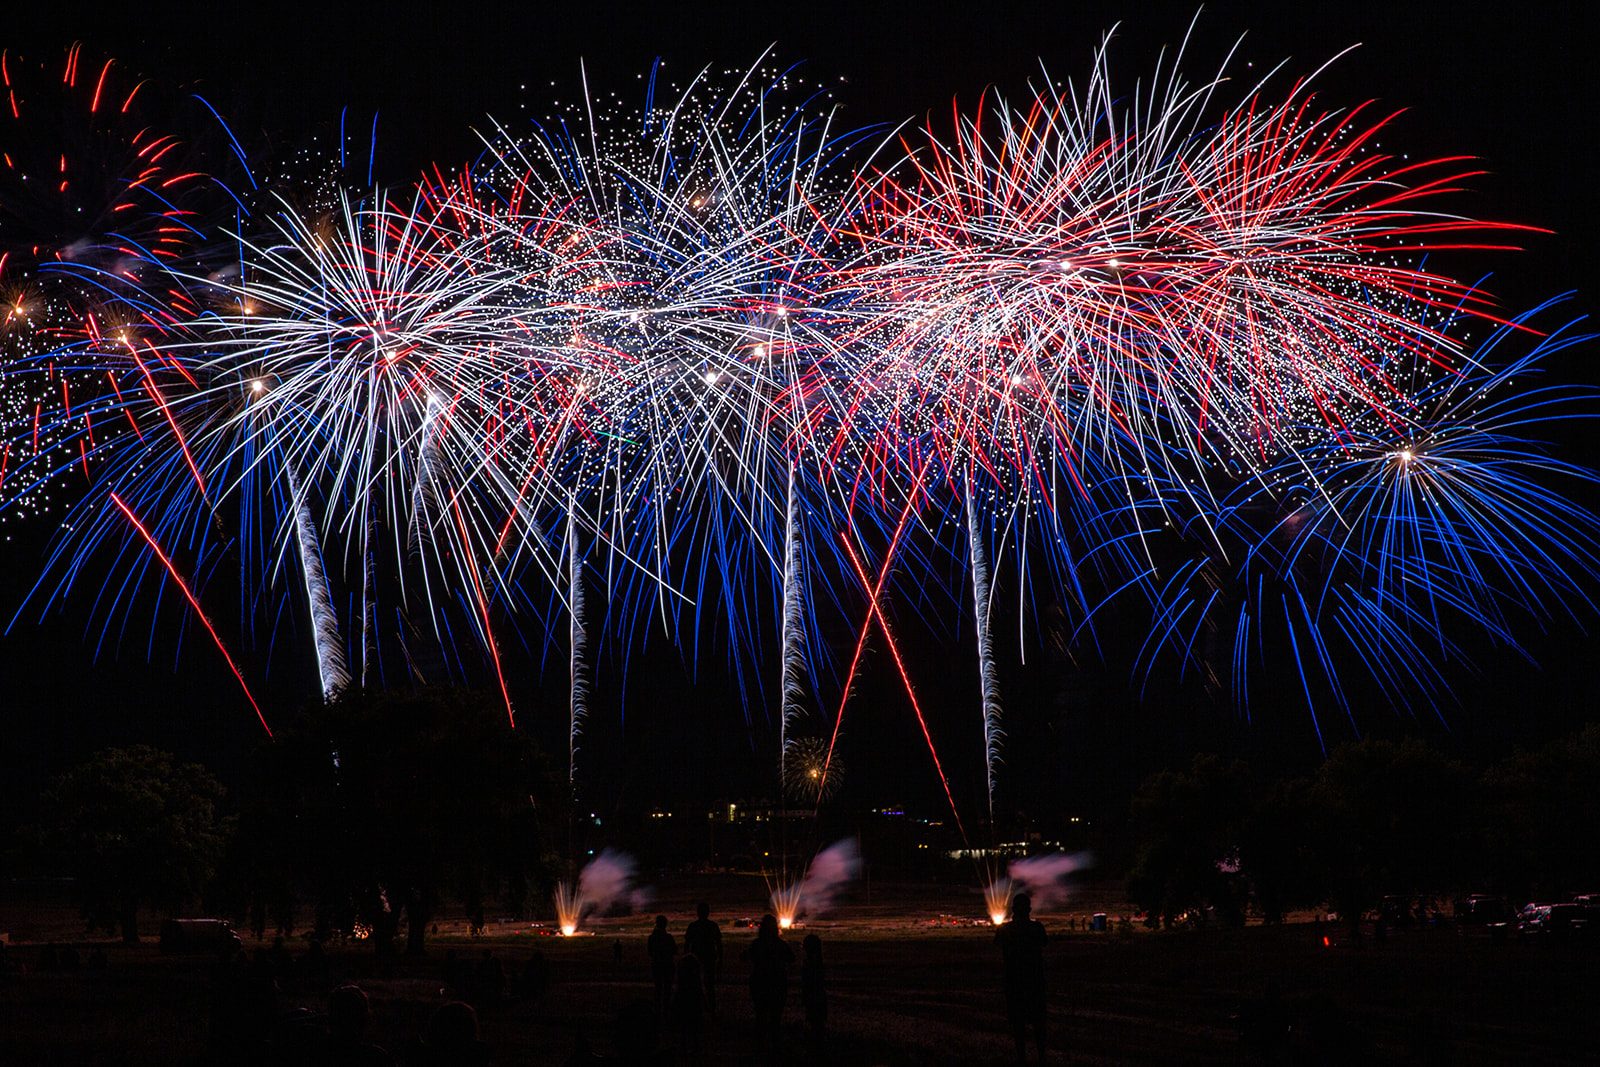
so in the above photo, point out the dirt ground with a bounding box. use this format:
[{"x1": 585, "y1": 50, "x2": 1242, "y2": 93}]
[{"x1": 2, "y1": 876, "x2": 1595, "y2": 1065}]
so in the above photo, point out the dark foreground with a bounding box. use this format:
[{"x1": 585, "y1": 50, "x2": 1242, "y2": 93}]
[{"x1": 2, "y1": 884, "x2": 1595, "y2": 1065}]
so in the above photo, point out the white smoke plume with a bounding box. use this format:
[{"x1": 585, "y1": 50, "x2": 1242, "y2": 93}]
[{"x1": 1004, "y1": 851, "x2": 1094, "y2": 913}]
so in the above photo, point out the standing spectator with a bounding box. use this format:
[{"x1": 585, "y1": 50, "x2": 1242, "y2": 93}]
[
  {"x1": 743, "y1": 914, "x2": 794, "y2": 1058},
  {"x1": 995, "y1": 892, "x2": 1048, "y2": 1065},
  {"x1": 683, "y1": 902, "x2": 723, "y2": 1013},
  {"x1": 671, "y1": 953, "x2": 706, "y2": 1058},
  {"x1": 473, "y1": 949, "x2": 506, "y2": 1007},
  {"x1": 646, "y1": 915, "x2": 676, "y2": 1015},
  {"x1": 319, "y1": 984, "x2": 392, "y2": 1066},
  {"x1": 411, "y1": 1000, "x2": 489, "y2": 1066},
  {"x1": 800, "y1": 933, "x2": 828, "y2": 1056}
]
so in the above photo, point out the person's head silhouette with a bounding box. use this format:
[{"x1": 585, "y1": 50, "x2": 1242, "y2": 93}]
[
  {"x1": 696, "y1": 901, "x2": 710, "y2": 920},
  {"x1": 327, "y1": 984, "x2": 370, "y2": 1041},
  {"x1": 803, "y1": 933, "x2": 822, "y2": 960},
  {"x1": 759, "y1": 913, "x2": 780, "y2": 940},
  {"x1": 653, "y1": 914, "x2": 668, "y2": 933},
  {"x1": 423, "y1": 1001, "x2": 479, "y2": 1051},
  {"x1": 1012, "y1": 892, "x2": 1033, "y2": 922}
]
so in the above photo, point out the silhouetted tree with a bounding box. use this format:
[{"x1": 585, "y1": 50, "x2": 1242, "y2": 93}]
[
  {"x1": 43, "y1": 746, "x2": 228, "y2": 942},
  {"x1": 239, "y1": 688, "x2": 563, "y2": 955},
  {"x1": 1481, "y1": 724, "x2": 1600, "y2": 899},
  {"x1": 1127, "y1": 754, "x2": 1251, "y2": 928},
  {"x1": 1310, "y1": 738, "x2": 1474, "y2": 933},
  {"x1": 1238, "y1": 776, "x2": 1324, "y2": 923}
]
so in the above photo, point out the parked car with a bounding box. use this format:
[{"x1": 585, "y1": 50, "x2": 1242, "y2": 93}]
[
  {"x1": 159, "y1": 918, "x2": 244, "y2": 954},
  {"x1": 1515, "y1": 903, "x2": 1590, "y2": 942},
  {"x1": 1455, "y1": 895, "x2": 1513, "y2": 927}
]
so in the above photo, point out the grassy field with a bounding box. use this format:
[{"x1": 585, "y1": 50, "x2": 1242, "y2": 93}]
[{"x1": 2, "y1": 877, "x2": 1595, "y2": 1064}]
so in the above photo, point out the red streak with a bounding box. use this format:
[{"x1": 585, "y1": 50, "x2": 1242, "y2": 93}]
[
  {"x1": 108, "y1": 493, "x2": 272, "y2": 738},
  {"x1": 452, "y1": 500, "x2": 516, "y2": 727},
  {"x1": 842, "y1": 536, "x2": 968, "y2": 844}
]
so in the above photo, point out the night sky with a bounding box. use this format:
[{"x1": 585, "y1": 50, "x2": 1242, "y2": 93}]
[{"x1": 2, "y1": 1, "x2": 1596, "y2": 828}]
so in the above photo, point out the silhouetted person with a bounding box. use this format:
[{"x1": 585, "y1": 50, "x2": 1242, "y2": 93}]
[
  {"x1": 647, "y1": 914, "x2": 676, "y2": 1014},
  {"x1": 411, "y1": 1000, "x2": 489, "y2": 1066},
  {"x1": 671, "y1": 953, "x2": 706, "y2": 1058},
  {"x1": 522, "y1": 948, "x2": 551, "y2": 1003},
  {"x1": 322, "y1": 983, "x2": 392, "y2": 1066},
  {"x1": 268, "y1": 935, "x2": 293, "y2": 981},
  {"x1": 995, "y1": 892, "x2": 1048, "y2": 1065},
  {"x1": 800, "y1": 933, "x2": 827, "y2": 1055},
  {"x1": 473, "y1": 949, "x2": 506, "y2": 1006},
  {"x1": 443, "y1": 948, "x2": 466, "y2": 995},
  {"x1": 684, "y1": 902, "x2": 723, "y2": 1013},
  {"x1": 743, "y1": 913, "x2": 794, "y2": 1058},
  {"x1": 613, "y1": 999, "x2": 670, "y2": 1065},
  {"x1": 302, "y1": 936, "x2": 330, "y2": 983}
]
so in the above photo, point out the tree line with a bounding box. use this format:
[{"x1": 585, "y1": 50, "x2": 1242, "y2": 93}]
[
  {"x1": 34, "y1": 689, "x2": 566, "y2": 949},
  {"x1": 1126, "y1": 727, "x2": 1600, "y2": 930}
]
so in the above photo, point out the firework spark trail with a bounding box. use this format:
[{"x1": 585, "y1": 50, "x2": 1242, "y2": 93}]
[
  {"x1": 282, "y1": 454, "x2": 350, "y2": 701},
  {"x1": 568, "y1": 498, "x2": 590, "y2": 791},
  {"x1": 452, "y1": 498, "x2": 515, "y2": 727},
  {"x1": 964, "y1": 480, "x2": 1003, "y2": 824},
  {"x1": 107, "y1": 492, "x2": 271, "y2": 737},
  {"x1": 841, "y1": 533, "x2": 968, "y2": 844},
  {"x1": 3, "y1": 36, "x2": 1597, "y2": 810},
  {"x1": 360, "y1": 517, "x2": 376, "y2": 689},
  {"x1": 778, "y1": 462, "x2": 806, "y2": 786},
  {"x1": 407, "y1": 392, "x2": 445, "y2": 556},
  {"x1": 818, "y1": 473, "x2": 929, "y2": 801}
]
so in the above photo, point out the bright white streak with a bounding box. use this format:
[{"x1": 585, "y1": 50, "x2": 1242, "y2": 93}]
[
  {"x1": 778, "y1": 463, "x2": 806, "y2": 787},
  {"x1": 965, "y1": 481, "x2": 1003, "y2": 823},
  {"x1": 285, "y1": 457, "x2": 351, "y2": 701},
  {"x1": 568, "y1": 499, "x2": 589, "y2": 791}
]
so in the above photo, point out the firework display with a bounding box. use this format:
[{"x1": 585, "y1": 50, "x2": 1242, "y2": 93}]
[{"x1": 2, "y1": 33, "x2": 1596, "y2": 828}]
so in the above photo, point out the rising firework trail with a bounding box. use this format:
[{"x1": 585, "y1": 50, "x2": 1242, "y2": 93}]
[
  {"x1": 283, "y1": 454, "x2": 350, "y2": 702},
  {"x1": 965, "y1": 481, "x2": 1003, "y2": 824},
  {"x1": 778, "y1": 462, "x2": 807, "y2": 788},
  {"x1": 568, "y1": 497, "x2": 590, "y2": 792}
]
